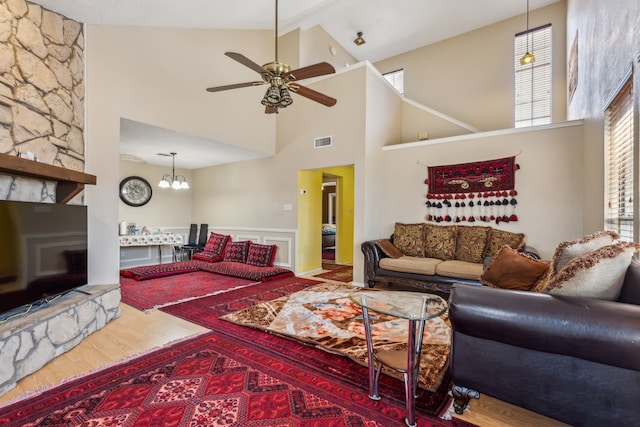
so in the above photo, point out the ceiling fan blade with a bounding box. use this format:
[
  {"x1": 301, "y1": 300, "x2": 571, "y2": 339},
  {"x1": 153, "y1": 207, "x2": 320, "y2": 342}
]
[
  {"x1": 289, "y1": 84, "x2": 337, "y2": 107},
  {"x1": 265, "y1": 106, "x2": 278, "y2": 114},
  {"x1": 206, "y1": 81, "x2": 264, "y2": 92},
  {"x1": 225, "y1": 52, "x2": 271, "y2": 75},
  {"x1": 285, "y1": 62, "x2": 336, "y2": 81}
]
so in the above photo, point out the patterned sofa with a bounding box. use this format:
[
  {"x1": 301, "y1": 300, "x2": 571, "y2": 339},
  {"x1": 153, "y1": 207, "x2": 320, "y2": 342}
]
[{"x1": 361, "y1": 222, "x2": 532, "y2": 294}]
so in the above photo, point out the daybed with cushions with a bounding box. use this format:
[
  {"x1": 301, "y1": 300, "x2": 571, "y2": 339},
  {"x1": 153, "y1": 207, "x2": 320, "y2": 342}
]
[
  {"x1": 120, "y1": 232, "x2": 293, "y2": 282},
  {"x1": 361, "y1": 222, "x2": 533, "y2": 294},
  {"x1": 449, "y1": 231, "x2": 640, "y2": 426}
]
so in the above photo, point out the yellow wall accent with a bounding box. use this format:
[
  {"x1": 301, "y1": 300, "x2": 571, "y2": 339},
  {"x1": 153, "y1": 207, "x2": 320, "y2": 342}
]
[
  {"x1": 297, "y1": 166, "x2": 354, "y2": 273},
  {"x1": 297, "y1": 170, "x2": 323, "y2": 272}
]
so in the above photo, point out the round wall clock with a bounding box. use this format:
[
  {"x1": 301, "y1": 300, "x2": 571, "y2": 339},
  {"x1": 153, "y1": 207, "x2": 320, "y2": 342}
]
[{"x1": 119, "y1": 176, "x2": 152, "y2": 207}]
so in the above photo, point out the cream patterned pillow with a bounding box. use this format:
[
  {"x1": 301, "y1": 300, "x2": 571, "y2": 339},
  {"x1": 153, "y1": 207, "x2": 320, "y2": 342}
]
[
  {"x1": 549, "y1": 230, "x2": 619, "y2": 276},
  {"x1": 539, "y1": 243, "x2": 638, "y2": 300}
]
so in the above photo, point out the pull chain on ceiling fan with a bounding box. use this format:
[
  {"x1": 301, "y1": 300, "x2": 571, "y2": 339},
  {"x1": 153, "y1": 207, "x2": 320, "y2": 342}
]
[{"x1": 206, "y1": 0, "x2": 337, "y2": 114}]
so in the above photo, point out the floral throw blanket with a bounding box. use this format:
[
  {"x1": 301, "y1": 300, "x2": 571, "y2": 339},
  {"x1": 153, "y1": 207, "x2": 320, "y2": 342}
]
[{"x1": 220, "y1": 282, "x2": 450, "y2": 392}]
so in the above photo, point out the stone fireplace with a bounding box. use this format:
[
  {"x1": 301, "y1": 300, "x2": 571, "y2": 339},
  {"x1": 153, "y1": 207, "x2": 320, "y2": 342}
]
[{"x1": 0, "y1": 1, "x2": 121, "y2": 397}]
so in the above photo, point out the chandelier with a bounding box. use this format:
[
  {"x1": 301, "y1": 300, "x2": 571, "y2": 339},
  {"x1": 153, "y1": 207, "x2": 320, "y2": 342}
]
[{"x1": 158, "y1": 152, "x2": 189, "y2": 190}]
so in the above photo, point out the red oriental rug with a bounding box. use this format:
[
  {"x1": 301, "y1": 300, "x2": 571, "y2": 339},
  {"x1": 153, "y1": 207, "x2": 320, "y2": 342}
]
[
  {"x1": 0, "y1": 332, "x2": 464, "y2": 427},
  {"x1": 161, "y1": 277, "x2": 471, "y2": 424},
  {"x1": 120, "y1": 271, "x2": 257, "y2": 311}
]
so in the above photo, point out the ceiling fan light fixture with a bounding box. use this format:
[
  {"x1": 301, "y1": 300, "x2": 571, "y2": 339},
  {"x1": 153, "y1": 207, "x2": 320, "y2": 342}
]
[
  {"x1": 278, "y1": 86, "x2": 293, "y2": 107},
  {"x1": 354, "y1": 32, "x2": 366, "y2": 46},
  {"x1": 261, "y1": 84, "x2": 281, "y2": 106}
]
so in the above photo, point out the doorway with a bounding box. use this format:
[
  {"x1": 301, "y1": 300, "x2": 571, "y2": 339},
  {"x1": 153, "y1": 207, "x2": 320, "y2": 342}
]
[{"x1": 297, "y1": 165, "x2": 354, "y2": 274}]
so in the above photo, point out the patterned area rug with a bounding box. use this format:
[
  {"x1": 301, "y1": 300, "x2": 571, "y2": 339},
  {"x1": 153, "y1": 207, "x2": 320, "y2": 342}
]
[
  {"x1": 221, "y1": 282, "x2": 450, "y2": 392},
  {"x1": 161, "y1": 277, "x2": 465, "y2": 420},
  {"x1": 314, "y1": 264, "x2": 353, "y2": 282},
  {"x1": 0, "y1": 332, "x2": 461, "y2": 426},
  {"x1": 120, "y1": 271, "x2": 257, "y2": 311}
]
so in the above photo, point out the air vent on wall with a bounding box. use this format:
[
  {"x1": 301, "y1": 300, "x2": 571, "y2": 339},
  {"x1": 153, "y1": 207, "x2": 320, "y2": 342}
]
[{"x1": 314, "y1": 136, "x2": 332, "y2": 149}]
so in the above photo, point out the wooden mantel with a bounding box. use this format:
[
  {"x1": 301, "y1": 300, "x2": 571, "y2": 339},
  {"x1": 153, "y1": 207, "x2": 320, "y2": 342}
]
[{"x1": 0, "y1": 153, "x2": 97, "y2": 203}]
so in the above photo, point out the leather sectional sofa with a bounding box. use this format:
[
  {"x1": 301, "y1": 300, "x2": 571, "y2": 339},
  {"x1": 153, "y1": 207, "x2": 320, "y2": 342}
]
[{"x1": 448, "y1": 256, "x2": 640, "y2": 426}]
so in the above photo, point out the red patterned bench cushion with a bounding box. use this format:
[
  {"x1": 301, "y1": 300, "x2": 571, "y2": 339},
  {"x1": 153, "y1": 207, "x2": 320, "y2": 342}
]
[
  {"x1": 191, "y1": 250, "x2": 224, "y2": 263},
  {"x1": 120, "y1": 260, "x2": 293, "y2": 282},
  {"x1": 120, "y1": 260, "x2": 211, "y2": 281},
  {"x1": 198, "y1": 261, "x2": 294, "y2": 282}
]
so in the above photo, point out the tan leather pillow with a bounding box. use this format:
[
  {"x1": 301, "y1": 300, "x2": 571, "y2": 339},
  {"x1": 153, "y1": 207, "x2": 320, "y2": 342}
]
[
  {"x1": 376, "y1": 239, "x2": 403, "y2": 258},
  {"x1": 481, "y1": 245, "x2": 549, "y2": 291}
]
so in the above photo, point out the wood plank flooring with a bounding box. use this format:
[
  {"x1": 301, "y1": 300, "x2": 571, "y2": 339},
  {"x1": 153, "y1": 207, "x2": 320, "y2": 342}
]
[{"x1": 0, "y1": 298, "x2": 569, "y2": 427}]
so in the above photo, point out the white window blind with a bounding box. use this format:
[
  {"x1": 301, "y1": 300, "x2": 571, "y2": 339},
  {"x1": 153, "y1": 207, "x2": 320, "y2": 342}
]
[
  {"x1": 605, "y1": 77, "x2": 635, "y2": 242},
  {"x1": 383, "y1": 69, "x2": 404, "y2": 95},
  {"x1": 514, "y1": 24, "x2": 551, "y2": 127}
]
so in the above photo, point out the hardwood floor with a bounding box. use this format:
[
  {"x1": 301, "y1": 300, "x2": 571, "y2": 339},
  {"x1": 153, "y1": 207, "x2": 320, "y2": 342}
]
[{"x1": 0, "y1": 300, "x2": 568, "y2": 427}]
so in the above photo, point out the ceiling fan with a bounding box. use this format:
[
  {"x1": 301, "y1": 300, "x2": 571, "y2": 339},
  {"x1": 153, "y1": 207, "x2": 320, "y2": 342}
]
[{"x1": 206, "y1": 0, "x2": 337, "y2": 114}]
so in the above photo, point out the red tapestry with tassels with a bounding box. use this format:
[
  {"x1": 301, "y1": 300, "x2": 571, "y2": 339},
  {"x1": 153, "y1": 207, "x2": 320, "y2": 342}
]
[{"x1": 425, "y1": 156, "x2": 519, "y2": 225}]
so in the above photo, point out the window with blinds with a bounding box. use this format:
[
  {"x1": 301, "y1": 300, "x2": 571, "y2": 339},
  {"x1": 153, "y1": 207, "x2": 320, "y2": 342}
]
[
  {"x1": 605, "y1": 77, "x2": 635, "y2": 242},
  {"x1": 383, "y1": 69, "x2": 404, "y2": 95},
  {"x1": 514, "y1": 24, "x2": 552, "y2": 127}
]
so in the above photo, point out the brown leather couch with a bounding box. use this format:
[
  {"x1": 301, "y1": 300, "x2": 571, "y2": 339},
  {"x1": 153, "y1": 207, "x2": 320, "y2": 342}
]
[{"x1": 448, "y1": 261, "x2": 640, "y2": 426}]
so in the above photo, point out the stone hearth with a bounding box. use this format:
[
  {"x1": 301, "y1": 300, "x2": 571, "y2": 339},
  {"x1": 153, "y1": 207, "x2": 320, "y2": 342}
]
[{"x1": 0, "y1": 284, "x2": 121, "y2": 396}]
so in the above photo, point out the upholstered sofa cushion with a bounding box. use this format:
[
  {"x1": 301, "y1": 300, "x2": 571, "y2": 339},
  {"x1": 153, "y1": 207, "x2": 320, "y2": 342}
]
[
  {"x1": 223, "y1": 241, "x2": 250, "y2": 263},
  {"x1": 483, "y1": 228, "x2": 526, "y2": 258},
  {"x1": 204, "y1": 232, "x2": 231, "y2": 254},
  {"x1": 379, "y1": 256, "x2": 441, "y2": 275},
  {"x1": 394, "y1": 222, "x2": 425, "y2": 256},
  {"x1": 480, "y1": 245, "x2": 549, "y2": 291},
  {"x1": 540, "y1": 243, "x2": 638, "y2": 300},
  {"x1": 455, "y1": 225, "x2": 491, "y2": 263},
  {"x1": 548, "y1": 230, "x2": 619, "y2": 276},
  {"x1": 435, "y1": 260, "x2": 484, "y2": 281},
  {"x1": 246, "y1": 243, "x2": 277, "y2": 267},
  {"x1": 424, "y1": 224, "x2": 458, "y2": 260}
]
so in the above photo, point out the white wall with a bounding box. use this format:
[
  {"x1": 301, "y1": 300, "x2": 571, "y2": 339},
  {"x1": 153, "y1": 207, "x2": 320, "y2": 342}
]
[
  {"x1": 374, "y1": 1, "x2": 568, "y2": 132},
  {"x1": 364, "y1": 122, "x2": 584, "y2": 261},
  {"x1": 566, "y1": 0, "x2": 640, "y2": 235},
  {"x1": 85, "y1": 26, "x2": 274, "y2": 284}
]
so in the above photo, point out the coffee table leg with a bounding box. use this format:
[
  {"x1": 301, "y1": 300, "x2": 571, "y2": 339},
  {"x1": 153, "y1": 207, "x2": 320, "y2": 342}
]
[{"x1": 361, "y1": 305, "x2": 381, "y2": 400}]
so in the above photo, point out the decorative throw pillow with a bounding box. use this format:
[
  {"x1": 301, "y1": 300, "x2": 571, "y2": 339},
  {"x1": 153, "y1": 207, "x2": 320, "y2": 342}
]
[
  {"x1": 454, "y1": 226, "x2": 491, "y2": 263},
  {"x1": 483, "y1": 229, "x2": 526, "y2": 258},
  {"x1": 393, "y1": 223, "x2": 425, "y2": 257},
  {"x1": 548, "y1": 230, "x2": 619, "y2": 276},
  {"x1": 423, "y1": 224, "x2": 458, "y2": 260},
  {"x1": 539, "y1": 242, "x2": 638, "y2": 300},
  {"x1": 223, "y1": 241, "x2": 250, "y2": 263},
  {"x1": 480, "y1": 245, "x2": 549, "y2": 291},
  {"x1": 246, "y1": 243, "x2": 277, "y2": 267},
  {"x1": 376, "y1": 239, "x2": 404, "y2": 258},
  {"x1": 204, "y1": 232, "x2": 230, "y2": 255}
]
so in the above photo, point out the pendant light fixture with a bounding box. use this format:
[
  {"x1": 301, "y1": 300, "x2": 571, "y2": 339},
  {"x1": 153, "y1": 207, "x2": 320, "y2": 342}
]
[
  {"x1": 520, "y1": 0, "x2": 535, "y2": 65},
  {"x1": 158, "y1": 152, "x2": 189, "y2": 190},
  {"x1": 354, "y1": 32, "x2": 366, "y2": 46}
]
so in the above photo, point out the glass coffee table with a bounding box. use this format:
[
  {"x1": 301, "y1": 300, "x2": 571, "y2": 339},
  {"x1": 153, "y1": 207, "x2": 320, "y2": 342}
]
[{"x1": 349, "y1": 290, "x2": 448, "y2": 427}]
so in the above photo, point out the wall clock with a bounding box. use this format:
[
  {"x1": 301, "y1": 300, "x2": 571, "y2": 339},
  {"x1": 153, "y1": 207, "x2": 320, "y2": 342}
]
[{"x1": 119, "y1": 176, "x2": 152, "y2": 207}]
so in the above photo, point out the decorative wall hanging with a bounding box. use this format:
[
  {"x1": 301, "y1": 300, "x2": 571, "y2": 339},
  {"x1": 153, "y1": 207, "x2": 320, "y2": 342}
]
[{"x1": 424, "y1": 156, "x2": 519, "y2": 225}]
